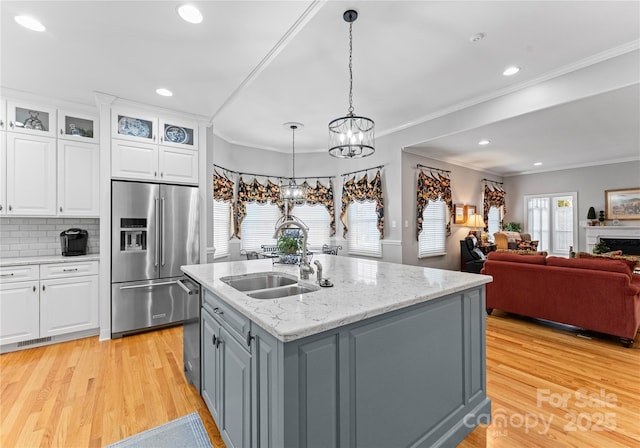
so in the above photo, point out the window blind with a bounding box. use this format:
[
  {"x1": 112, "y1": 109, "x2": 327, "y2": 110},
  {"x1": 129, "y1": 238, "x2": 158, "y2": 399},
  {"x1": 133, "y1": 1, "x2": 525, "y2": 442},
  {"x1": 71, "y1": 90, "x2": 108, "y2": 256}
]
[
  {"x1": 487, "y1": 206, "x2": 501, "y2": 242},
  {"x1": 241, "y1": 202, "x2": 281, "y2": 252},
  {"x1": 213, "y1": 199, "x2": 231, "y2": 258},
  {"x1": 347, "y1": 201, "x2": 382, "y2": 257},
  {"x1": 418, "y1": 199, "x2": 446, "y2": 257},
  {"x1": 291, "y1": 204, "x2": 330, "y2": 250}
]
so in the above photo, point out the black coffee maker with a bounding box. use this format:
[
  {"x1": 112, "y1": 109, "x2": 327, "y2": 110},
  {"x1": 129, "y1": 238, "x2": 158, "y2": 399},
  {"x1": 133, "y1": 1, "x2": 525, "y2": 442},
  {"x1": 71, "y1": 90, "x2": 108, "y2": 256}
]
[{"x1": 60, "y1": 228, "x2": 88, "y2": 256}]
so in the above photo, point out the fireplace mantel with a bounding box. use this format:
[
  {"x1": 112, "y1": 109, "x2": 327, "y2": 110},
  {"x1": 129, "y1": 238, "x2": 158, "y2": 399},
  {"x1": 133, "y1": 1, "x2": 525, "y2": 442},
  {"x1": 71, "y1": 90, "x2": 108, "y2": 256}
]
[{"x1": 585, "y1": 226, "x2": 640, "y2": 253}]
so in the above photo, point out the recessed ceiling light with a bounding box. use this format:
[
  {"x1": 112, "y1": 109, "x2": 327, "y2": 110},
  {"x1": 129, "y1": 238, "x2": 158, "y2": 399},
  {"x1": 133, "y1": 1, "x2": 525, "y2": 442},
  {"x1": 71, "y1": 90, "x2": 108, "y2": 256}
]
[
  {"x1": 177, "y1": 4, "x2": 203, "y2": 24},
  {"x1": 503, "y1": 66, "x2": 520, "y2": 76},
  {"x1": 533, "y1": 162, "x2": 543, "y2": 166},
  {"x1": 478, "y1": 139, "x2": 490, "y2": 146},
  {"x1": 156, "y1": 88, "x2": 173, "y2": 97},
  {"x1": 14, "y1": 15, "x2": 46, "y2": 32}
]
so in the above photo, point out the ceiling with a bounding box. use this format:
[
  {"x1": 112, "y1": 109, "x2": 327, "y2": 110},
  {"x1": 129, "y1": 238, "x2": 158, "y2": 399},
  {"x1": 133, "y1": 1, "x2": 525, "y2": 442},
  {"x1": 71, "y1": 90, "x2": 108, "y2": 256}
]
[{"x1": 2, "y1": 1, "x2": 639, "y2": 176}]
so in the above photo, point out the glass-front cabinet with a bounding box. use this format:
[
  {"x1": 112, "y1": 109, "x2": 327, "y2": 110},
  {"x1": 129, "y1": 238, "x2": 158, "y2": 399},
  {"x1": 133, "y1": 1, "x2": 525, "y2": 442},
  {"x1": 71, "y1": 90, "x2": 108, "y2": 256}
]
[
  {"x1": 7, "y1": 101, "x2": 57, "y2": 138},
  {"x1": 159, "y1": 117, "x2": 198, "y2": 149},
  {"x1": 111, "y1": 109, "x2": 157, "y2": 143},
  {"x1": 57, "y1": 110, "x2": 99, "y2": 144}
]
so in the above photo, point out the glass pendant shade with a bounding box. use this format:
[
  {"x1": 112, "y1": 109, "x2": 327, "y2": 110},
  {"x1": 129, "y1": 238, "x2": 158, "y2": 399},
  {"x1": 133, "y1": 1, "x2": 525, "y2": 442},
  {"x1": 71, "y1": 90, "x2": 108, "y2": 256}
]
[
  {"x1": 328, "y1": 9, "x2": 375, "y2": 159},
  {"x1": 280, "y1": 122, "x2": 306, "y2": 205}
]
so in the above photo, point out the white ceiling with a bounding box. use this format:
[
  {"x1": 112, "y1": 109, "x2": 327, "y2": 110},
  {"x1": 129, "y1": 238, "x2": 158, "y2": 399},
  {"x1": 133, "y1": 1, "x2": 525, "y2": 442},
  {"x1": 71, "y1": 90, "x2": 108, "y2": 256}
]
[{"x1": 2, "y1": 1, "x2": 639, "y2": 176}]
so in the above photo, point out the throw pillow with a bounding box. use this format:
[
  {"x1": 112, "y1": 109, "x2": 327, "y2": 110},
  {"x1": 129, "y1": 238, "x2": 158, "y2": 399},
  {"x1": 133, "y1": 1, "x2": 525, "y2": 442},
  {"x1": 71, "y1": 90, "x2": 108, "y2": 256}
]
[
  {"x1": 471, "y1": 248, "x2": 486, "y2": 260},
  {"x1": 488, "y1": 251, "x2": 547, "y2": 264}
]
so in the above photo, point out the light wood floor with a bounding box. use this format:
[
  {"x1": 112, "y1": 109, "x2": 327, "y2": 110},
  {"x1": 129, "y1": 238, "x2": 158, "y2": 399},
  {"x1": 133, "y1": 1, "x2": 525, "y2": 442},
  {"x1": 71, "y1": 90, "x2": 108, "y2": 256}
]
[{"x1": 1, "y1": 313, "x2": 638, "y2": 448}]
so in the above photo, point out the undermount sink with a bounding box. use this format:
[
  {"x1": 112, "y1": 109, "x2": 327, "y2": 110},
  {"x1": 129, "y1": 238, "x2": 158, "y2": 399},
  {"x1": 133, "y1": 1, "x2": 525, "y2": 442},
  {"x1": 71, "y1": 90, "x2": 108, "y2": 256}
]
[
  {"x1": 220, "y1": 271, "x2": 319, "y2": 299},
  {"x1": 247, "y1": 284, "x2": 319, "y2": 300},
  {"x1": 221, "y1": 272, "x2": 297, "y2": 292}
]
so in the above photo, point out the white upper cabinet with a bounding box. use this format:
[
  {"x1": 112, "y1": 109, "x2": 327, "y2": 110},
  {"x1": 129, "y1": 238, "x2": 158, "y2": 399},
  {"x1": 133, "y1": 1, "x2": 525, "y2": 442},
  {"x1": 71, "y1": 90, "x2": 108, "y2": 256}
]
[
  {"x1": 0, "y1": 132, "x2": 6, "y2": 215},
  {"x1": 57, "y1": 140, "x2": 100, "y2": 217},
  {"x1": 111, "y1": 109, "x2": 158, "y2": 144},
  {"x1": 0, "y1": 98, "x2": 6, "y2": 131},
  {"x1": 111, "y1": 107, "x2": 199, "y2": 184},
  {"x1": 6, "y1": 133, "x2": 57, "y2": 215},
  {"x1": 57, "y1": 109, "x2": 99, "y2": 144},
  {"x1": 159, "y1": 116, "x2": 198, "y2": 150},
  {"x1": 7, "y1": 100, "x2": 56, "y2": 138}
]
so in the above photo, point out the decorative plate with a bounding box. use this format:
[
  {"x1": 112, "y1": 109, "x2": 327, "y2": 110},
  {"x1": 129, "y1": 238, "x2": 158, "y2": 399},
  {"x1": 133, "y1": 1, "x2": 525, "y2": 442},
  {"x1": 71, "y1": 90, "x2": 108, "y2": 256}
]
[
  {"x1": 165, "y1": 125, "x2": 189, "y2": 144},
  {"x1": 118, "y1": 116, "x2": 150, "y2": 138}
]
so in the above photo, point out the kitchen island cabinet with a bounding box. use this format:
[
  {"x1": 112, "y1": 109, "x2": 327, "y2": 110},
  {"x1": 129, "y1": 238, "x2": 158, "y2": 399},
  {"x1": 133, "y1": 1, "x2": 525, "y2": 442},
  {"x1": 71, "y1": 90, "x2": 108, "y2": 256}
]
[{"x1": 183, "y1": 255, "x2": 492, "y2": 448}]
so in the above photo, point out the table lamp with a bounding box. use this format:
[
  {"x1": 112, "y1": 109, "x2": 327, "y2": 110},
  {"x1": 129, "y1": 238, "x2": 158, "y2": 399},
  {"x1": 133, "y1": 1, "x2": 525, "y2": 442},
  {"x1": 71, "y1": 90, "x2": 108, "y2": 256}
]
[{"x1": 467, "y1": 214, "x2": 486, "y2": 242}]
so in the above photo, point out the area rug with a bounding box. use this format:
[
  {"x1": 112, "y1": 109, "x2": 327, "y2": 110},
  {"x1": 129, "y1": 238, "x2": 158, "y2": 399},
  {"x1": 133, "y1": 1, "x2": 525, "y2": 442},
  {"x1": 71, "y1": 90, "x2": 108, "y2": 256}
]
[{"x1": 105, "y1": 412, "x2": 213, "y2": 448}]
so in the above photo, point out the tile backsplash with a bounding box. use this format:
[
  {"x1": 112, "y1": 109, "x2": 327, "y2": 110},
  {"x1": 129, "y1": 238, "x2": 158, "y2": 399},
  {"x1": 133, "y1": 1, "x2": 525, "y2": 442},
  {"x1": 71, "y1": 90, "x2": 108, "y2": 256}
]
[{"x1": 0, "y1": 218, "x2": 100, "y2": 259}]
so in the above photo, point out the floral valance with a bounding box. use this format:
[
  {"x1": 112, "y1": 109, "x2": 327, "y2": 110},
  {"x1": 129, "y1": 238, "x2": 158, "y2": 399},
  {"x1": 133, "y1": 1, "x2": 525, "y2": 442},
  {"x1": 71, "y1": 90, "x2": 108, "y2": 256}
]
[
  {"x1": 295, "y1": 180, "x2": 336, "y2": 237},
  {"x1": 235, "y1": 177, "x2": 284, "y2": 238},
  {"x1": 416, "y1": 170, "x2": 453, "y2": 240},
  {"x1": 340, "y1": 170, "x2": 384, "y2": 239},
  {"x1": 483, "y1": 182, "x2": 506, "y2": 230},
  {"x1": 213, "y1": 172, "x2": 234, "y2": 202}
]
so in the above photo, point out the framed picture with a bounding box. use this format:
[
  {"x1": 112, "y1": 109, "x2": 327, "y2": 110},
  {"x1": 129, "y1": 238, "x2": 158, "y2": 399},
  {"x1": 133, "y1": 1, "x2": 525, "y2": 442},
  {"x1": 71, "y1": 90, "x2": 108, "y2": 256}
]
[
  {"x1": 464, "y1": 205, "x2": 477, "y2": 221},
  {"x1": 605, "y1": 188, "x2": 640, "y2": 220},
  {"x1": 453, "y1": 204, "x2": 466, "y2": 224}
]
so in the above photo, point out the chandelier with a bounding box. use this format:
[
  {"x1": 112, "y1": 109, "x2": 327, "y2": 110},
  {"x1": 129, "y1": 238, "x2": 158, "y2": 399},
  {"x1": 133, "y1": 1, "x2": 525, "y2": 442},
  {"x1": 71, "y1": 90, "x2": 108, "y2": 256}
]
[
  {"x1": 328, "y1": 9, "x2": 375, "y2": 158},
  {"x1": 280, "y1": 122, "x2": 306, "y2": 205}
]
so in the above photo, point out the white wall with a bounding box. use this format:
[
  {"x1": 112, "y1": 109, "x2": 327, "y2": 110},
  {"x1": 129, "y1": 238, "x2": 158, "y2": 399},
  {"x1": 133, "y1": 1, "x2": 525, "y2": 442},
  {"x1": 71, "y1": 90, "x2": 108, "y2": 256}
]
[
  {"x1": 401, "y1": 151, "x2": 499, "y2": 271},
  {"x1": 504, "y1": 160, "x2": 640, "y2": 252}
]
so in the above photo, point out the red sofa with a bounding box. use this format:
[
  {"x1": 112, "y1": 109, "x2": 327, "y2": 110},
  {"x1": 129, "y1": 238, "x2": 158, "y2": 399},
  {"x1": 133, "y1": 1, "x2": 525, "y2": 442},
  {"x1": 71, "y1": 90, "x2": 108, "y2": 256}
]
[{"x1": 480, "y1": 252, "x2": 640, "y2": 347}]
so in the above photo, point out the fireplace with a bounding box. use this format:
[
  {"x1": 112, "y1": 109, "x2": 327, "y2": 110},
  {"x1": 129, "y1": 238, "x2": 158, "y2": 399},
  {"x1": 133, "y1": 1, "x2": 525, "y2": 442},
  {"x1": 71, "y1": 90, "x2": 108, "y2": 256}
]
[
  {"x1": 585, "y1": 226, "x2": 640, "y2": 254},
  {"x1": 601, "y1": 238, "x2": 640, "y2": 255}
]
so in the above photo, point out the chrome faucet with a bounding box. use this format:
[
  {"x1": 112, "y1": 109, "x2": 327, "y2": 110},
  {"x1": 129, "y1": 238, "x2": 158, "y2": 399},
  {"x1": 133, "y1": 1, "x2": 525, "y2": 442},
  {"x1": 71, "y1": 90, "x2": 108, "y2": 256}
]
[
  {"x1": 313, "y1": 260, "x2": 323, "y2": 284},
  {"x1": 273, "y1": 216, "x2": 314, "y2": 280}
]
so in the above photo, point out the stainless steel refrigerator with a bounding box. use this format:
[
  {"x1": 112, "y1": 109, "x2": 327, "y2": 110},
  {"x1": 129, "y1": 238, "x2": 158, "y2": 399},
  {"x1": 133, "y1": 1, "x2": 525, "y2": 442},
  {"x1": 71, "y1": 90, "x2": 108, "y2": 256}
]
[{"x1": 111, "y1": 180, "x2": 199, "y2": 339}]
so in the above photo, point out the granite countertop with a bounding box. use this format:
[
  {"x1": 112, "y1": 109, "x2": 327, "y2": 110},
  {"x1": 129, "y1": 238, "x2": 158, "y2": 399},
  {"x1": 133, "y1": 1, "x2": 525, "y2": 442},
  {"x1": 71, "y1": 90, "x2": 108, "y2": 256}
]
[
  {"x1": 182, "y1": 254, "x2": 492, "y2": 342},
  {"x1": 0, "y1": 254, "x2": 101, "y2": 267}
]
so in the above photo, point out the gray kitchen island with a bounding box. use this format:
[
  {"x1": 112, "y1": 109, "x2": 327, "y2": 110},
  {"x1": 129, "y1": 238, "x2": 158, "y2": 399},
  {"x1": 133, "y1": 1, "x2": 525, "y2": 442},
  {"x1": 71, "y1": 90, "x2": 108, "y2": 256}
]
[{"x1": 182, "y1": 254, "x2": 492, "y2": 448}]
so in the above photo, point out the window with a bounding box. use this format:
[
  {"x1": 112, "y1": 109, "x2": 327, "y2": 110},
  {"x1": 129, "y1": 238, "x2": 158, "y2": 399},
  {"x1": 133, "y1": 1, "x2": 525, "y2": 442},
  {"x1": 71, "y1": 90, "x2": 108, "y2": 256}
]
[
  {"x1": 524, "y1": 192, "x2": 576, "y2": 255},
  {"x1": 291, "y1": 204, "x2": 330, "y2": 250},
  {"x1": 241, "y1": 202, "x2": 282, "y2": 252},
  {"x1": 487, "y1": 206, "x2": 501, "y2": 242},
  {"x1": 418, "y1": 199, "x2": 446, "y2": 257},
  {"x1": 213, "y1": 199, "x2": 231, "y2": 258},
  {"x1": 347, "y1": 201, "x2": 381, "y2": 257}
]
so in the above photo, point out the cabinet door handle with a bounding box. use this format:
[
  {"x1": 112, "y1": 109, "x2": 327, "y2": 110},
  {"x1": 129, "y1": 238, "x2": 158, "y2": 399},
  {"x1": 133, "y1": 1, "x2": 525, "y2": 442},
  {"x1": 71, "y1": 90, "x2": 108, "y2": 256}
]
[
  {"x1": 63, "y1": 268, "x2": 78, "y2": 272},
  {"x1": 212, "y1": 334, "x2": 217, "y2": 347},
  {"x1": 8, "y1": 205, "x2": 12, "y2": 211},
  {"x1": 154, "y1": 171, "x2": 157, "y2": 177},
  {"x1": 213, "y1": 307, "x2": 224, "y2": 316},
  {"x1": 60, "y1": 129, "x2": 63, "y2": 135},
  {"x1": 160, "y1": 136, "x2": 164, "y2": 143},
  {"x1": 0, "y1": 119, "x2": 4, "y2": 128},
  {"x1": 160, "y1": 172, "x2": 164, "y2": 178},
  {"x1": 246, "y1": 331, "x2": 254, "y2": 347},
  {"x1": 9, "y1": 121, "x2": 14, "y2": 129},
  {"x1": 0, "y1": 205, "x2": 2, "y2": 211},
  {"x1": 216, "y1": 336, "x2": 222, "y2": 349},
  {"x1": 0, "y1": 273, "x2": 14, "y2": 277},
  {"x1": 33, "y1": 285, "x2": 36, "y2": 292},
  {"x1": 42, "y1": 285, "x2": 46, "y2": 291},
  {"x1": 153, "y1": 135, "x2": 156, "y2": 142},
  {"x1": 60, "y1": 206, "x2": 63, "y2": 212}
]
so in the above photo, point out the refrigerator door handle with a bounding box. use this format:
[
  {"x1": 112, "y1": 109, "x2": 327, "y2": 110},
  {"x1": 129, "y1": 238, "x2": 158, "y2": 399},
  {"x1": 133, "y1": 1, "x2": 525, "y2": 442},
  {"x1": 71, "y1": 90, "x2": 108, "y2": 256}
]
[
  {"x1": 155, "y1": 197, "x2": 160, "y2": 267},
  {"x1": 177, "y1": 279, "x2": 197, "y2": 295},
  {"x1": 119, "y1": 280, "x2": 177, "y2": 290},
  {"x1": 161, "y1": 197, "x2": 166, "y2": 266}
]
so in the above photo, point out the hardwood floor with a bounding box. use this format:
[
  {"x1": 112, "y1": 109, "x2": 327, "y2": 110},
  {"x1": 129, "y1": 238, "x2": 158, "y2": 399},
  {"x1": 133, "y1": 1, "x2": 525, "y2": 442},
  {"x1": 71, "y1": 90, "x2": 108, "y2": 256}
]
[{"x1": 1, "y1": 313, "x2": 638, "y2": 448}]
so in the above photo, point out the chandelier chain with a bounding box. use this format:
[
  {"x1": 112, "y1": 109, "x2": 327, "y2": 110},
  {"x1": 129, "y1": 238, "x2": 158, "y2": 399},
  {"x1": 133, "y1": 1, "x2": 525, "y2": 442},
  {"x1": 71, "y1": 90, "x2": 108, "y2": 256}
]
[
  {"x1": 348, "y1": 21, "x2": 354, "y2": 115},
  {"x1": 291, "y1": 125, "x2": 296, "y2": 179}
]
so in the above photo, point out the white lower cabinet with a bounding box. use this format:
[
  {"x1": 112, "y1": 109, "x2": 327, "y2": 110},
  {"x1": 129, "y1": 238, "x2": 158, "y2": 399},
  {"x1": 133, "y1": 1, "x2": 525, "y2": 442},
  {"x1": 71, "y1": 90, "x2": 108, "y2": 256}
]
[
  {"x1": 0, "y1": 261, "x2": 99, "y2": 348},
  {"x1": 40, "y1": 275, "x2": 99, "y2": 337},
  {"x1": 0, "y1": 281, "x2": 39, "y2": 345}
]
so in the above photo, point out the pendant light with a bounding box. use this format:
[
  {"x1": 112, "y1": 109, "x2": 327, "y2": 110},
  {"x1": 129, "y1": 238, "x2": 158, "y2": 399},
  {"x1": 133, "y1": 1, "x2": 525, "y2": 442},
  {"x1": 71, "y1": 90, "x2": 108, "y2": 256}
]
[
  {"x1": 280, "y1": 122, "x2": 307, "y2": 205},
  {"x1": 328, "y1": 9, "x2": 375, "y2": 158}
]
